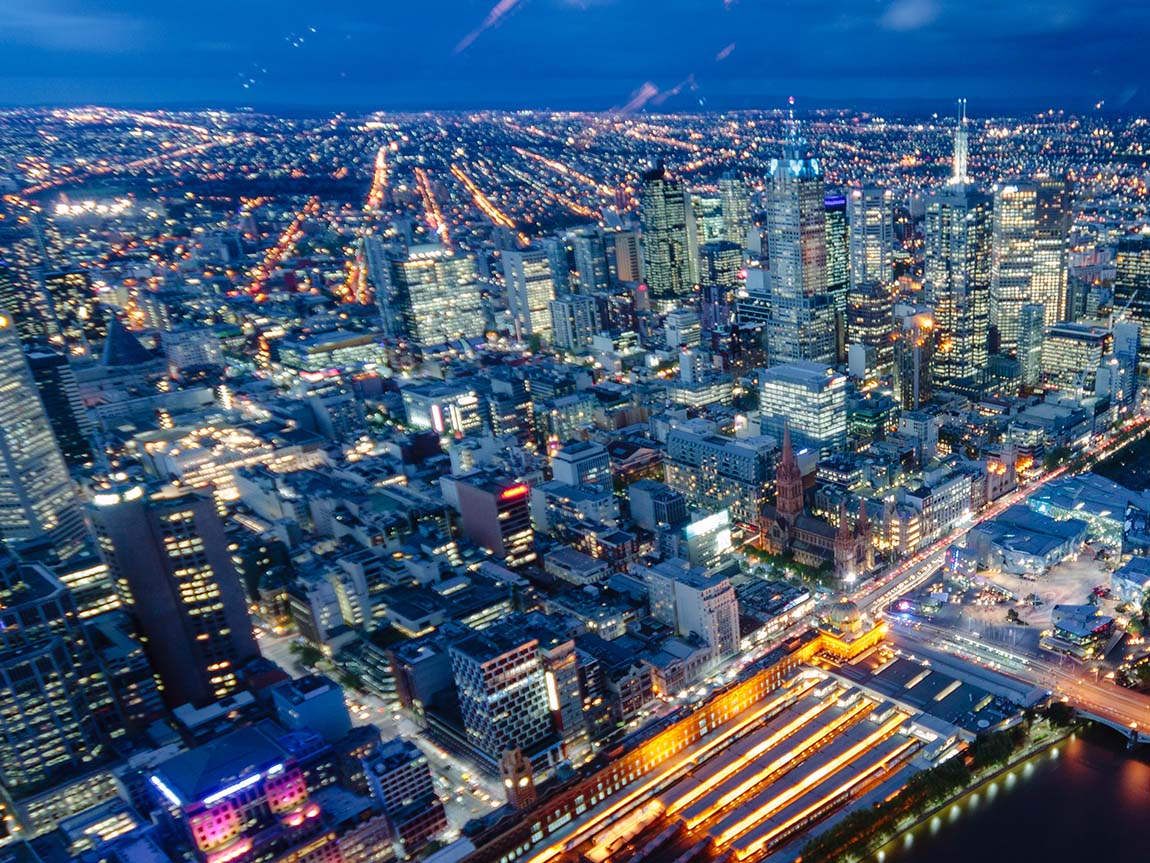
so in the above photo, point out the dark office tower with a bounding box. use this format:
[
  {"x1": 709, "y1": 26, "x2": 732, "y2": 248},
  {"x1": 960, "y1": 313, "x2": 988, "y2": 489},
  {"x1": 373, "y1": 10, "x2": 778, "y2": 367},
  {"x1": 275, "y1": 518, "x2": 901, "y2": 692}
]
[
  {"x1": 848, "y1": 281, "x2": 896, "y2": 374},
  {"x1": 924, "y1": 100, "x2": 992, "y2": 390},
  {"x1": 0, "y1": 201, "x2": 58, "y2": 345},
  {"x1": 765, "y1": 109, "x2": 837, "y2": 365},
  {"x1": 719, "y1": 171, "x2": 752, "y2": 247},
  {"x1": 541, "y1": 235, "x2": 571, "y2": 294},
  {"x1": 848, "y1": 187, "x2": 894, "y2": 288},
  {"x1": 43, "y1": 269, "x2": 107, "y2": 348},
  {"x1": 88, "y1": 484, "x2": 260, "y2": 708},
  {"x1": 614, "y1": 230, "x2": 643, "y2": 283},
  {"x1": 571, "y1": 228, "x2": 611, "y2": 294},
  {"x1": 0, "y1": 316, "x2": 87, "y2": 559},
  {"x1": 0, "y1": 546, "x2": 110, "y2": 797},
  {"x1": 699, "y1": 240, "x2": 743, "y2": 289},
  {"x1": 825, "y1": 193, "x2": 849, "y2": 358},
  {"x1": 640, "y1": 161, "x2": 698, "y2": 310},
  {"x1": 1115, "y1": 235, "x2": 1150, "y2": 377},
  {"x1": 25, "y1": 343, "x2": 95, "y2": 467}
]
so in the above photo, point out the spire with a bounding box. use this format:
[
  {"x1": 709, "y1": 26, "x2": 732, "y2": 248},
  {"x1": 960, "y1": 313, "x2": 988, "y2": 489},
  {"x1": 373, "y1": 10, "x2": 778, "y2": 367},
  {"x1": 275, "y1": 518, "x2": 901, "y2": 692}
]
[
  {"x1": 949, "y1": 98, "x2": 970, "y2": 186},
  {"x1": 781, "y1": 423, "x2": 795, "y2": 466},
  {"x1": 857, "y1": 498, "x2": 869, "y2": 532},
  {"x1": 783, "y1": 96, "x2": 800, "y2": 160},
  {"x1": 835, "y1": 501, "x2": 852, "y2": 540},
  {"x1": 775, "y1": 422, "x2": 804, "y2": 524}
]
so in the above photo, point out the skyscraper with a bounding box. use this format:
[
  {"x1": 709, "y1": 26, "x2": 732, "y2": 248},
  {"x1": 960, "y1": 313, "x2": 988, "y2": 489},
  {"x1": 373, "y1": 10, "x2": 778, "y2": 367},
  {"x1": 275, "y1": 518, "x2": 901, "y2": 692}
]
[
  {"x1": 1032, "y1": 177, "x2": 1073, "y2": 326},
  {"x1": 639, "y1": 161, "x2": 698, "y2": 309},
  {"x1": 847, "y1": 186, "x2": 894, "y2": 288},
  {"x1": 825, "y1": 193, "x2": 849, "y2": 358},
  {"x1": 549, "y1": 295, "x2": 600, "y2": 353},
  {"x1": 25, "y1": 343, "x2": 95, "y2": 467},
  {"x1": 1018, "y1": 302, "x2": 1046, "y2": 389},
  {"x1": 613, "y1": 230, "x2": 643, "y2": 283},
  {"x1": 384, "y1": 244, "x2": 486, "y2": 352},
  {"x1": 0, "y1": 314, "x2": 87, "y2": 559},
  {"x1": 759, "y1": 361, "x2": 848, "y2": 458},
  {"x1": 1113, "y1": 235, "x2": 1150, "y2": 377},
  {"x1": 0, "y1": 546, "x2": 111, "y2": 797},
  {"x1": 571, "y1": 228, "x2": 611, "y2": 294},
  {"x1": 924, "y1": 101, "x2": 991, "y2": 390},
  {"x1": 503, "y1": 247, "x2": 556, "y2": 341},
  {"x1": 847, "y1": 281, "x2": 896, "y2": 374},
  {"x1": 719, "y1": 171, "x2": 752, "y2": 247},
  {"x1": 88, "y1": 483, "x2": 260, "y2": 707},
  {"x1": 764, "y1": 110, "x2": 837, "y2": 366}
]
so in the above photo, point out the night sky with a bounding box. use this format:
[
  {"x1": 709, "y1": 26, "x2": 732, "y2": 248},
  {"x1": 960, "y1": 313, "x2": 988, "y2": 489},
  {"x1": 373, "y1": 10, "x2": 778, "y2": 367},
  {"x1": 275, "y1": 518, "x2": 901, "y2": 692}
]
[{"x1": 2, "y1": 0, "x2": 1147, "y2": 112}]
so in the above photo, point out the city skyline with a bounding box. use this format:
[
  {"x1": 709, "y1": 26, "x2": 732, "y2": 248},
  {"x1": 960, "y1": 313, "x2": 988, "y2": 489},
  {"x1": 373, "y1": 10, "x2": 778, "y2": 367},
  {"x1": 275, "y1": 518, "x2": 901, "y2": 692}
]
[{"x1": 2, "y1": 0, "x2": 1149, "y2": 111}]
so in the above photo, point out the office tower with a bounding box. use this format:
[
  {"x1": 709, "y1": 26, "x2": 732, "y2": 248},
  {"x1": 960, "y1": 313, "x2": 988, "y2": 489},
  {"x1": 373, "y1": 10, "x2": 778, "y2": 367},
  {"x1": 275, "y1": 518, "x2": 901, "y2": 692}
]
[
  {"x1": 24, "y1": 342, "x2": 95, "y2": 467},
  {"x1": 643, "y1": 560, "x2": 740, "y2": 659},
  {"x1": 847, "y1": 281, "x2": 896, "y2": 374},
  {"x1": 892, "y1": 304, "x2": 935, "y2": 410},
  {"x1": 88, "y1": 484, "x2": 259, "y2": 708},
  {"x1": 1112, "y1": 320, "x2": 1141, "y2": 407},
  {"x1": 639, "y1": 161, "x2": 698, "y2": 309},
  {"x1": 1113, "y1": 235, "x2": 1150, "y2": 376},
  {"x1": 664, "y1": 428, "x2": 773, "y2": 527},
  {"x1": 541, "y1": 235, "x2": 571, "y2": 294},
  {"x1": 614, "y1": 230, "x2": 643, "y2": 283},
  {"x1": 719, "y1": 171, "x2": 752, "y2": 247},
  {"x1": 699, "y1": 240, "x2": 743, "y2": 289},
  {"x1": 549, "y1": 295, "x2": 600, "y2": 353},
  {"x1": 571, "y1": 228, "x2": 611, "y2": 294},
  {"x1": 0, "y1": 547, "x2": 111, "y2": 797},
  {"x1": 825, "y1": 193, "x2": 849, "y2": 357},
  {"x1": 991, "y1": 179, "x2": 1071, "y2": 349},
  {"x1": 692, "y1": 193, "x2": 725, "y2": 243},
  {"x1": 764, "y1": 113, "x2": 838, "y2": 365},
  {"x1": 0, "y1": 316, "x2": 87, "y2": 558},
  {"x1": 1041, "y1": 322, "x2": 1112, "y2": 393},
  {"x1": 551, "y1": 441, "x2": 611, "y2": 489},
  {"x1": 665, "y1": 307, "x2": 702, "y2": 349},
  {"x1": 503, "y1": 247, "x2": 556, "y2": 341},
  {"x1": 848, "y1": 187, "x2": 894, "y2": 288},
  {"x1": 759, "y1": 361, "x2": 848, "y2": 458},
  {"x1": 364, "y1": 737, "x2": 448, "y2": 852},
  {"x1": 449, "y1": 624, "x2": 553, "y2": 763},
  {"x1": 384, "y1": 244, "x2": 486, "y2": 351},
  {"x1": 452, "y1": 473, "x2": 537, "y2": 568},
  {"x1": 990, "y1": 181, "x2": 1037, "y2": 352},
  {"x1": 925, "y1": 102, "x2": 991, "y2": 389},
  {"x1": 1018, "y1": 303, "x2": 1046, "y2": 388}
]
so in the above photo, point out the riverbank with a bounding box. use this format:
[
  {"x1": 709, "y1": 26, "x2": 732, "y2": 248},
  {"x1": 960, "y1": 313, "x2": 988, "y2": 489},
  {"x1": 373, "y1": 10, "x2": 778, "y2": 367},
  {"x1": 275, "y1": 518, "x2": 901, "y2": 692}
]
[
  {"x1": 865, "y1": 724, "x2": 1075, "y2": 863},
  {"x1": 799, "y1": 720, "x2": 1075, "y2": 863}
]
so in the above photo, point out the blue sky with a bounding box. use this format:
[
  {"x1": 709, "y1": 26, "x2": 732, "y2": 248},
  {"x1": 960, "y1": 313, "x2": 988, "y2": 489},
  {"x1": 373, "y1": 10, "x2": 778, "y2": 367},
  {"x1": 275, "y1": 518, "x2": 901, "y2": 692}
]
[{"x1": 0, "y1": 0, "x2": 1146, "y2": 111}]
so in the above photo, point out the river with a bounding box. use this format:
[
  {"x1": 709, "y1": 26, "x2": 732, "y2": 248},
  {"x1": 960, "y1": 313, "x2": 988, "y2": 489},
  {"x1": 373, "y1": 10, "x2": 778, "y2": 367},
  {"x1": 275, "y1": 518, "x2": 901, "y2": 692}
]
[{"x1": 875, "y1": 728, "x2": 1150, "y2": 862}]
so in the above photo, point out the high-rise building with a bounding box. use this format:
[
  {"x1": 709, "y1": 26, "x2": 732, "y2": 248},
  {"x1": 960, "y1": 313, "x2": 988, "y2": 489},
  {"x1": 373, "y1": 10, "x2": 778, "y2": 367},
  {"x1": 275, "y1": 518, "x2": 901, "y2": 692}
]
[
  {"x1": 449, "y1": 623, "x2": 553, "y2": 764},
  {"x1": 692, "y1": 193, "x2": 725, "y2": 243},
  {"x1": 1033, "y1": 178, "x2": 1073, "y2": 325},
  {"x1": 643, "y1": 560, "x2": 740, "y2": 660},
  {"x1": 759, "y1": 361, "x2": 848, "y2": 458},
  {"x1": 639, "y1": 161, "x2": 698, "y2": 309},
  {"x1": 450, "y1": 473, "x2": 537, "y2": 568},
  {"x1": 847, "y1": 281, "x2": 896, "y2": 374},
  {"x1": 0, "y1": 200, "x2": 58, "y2": 345},
  {"x1": 825, "y1": 193, "x2": 849, "y2": 358},
  {"x1": 364, "y1": 737, "x2": 448, "y2": 854},
  {"x1": 892, "y1": 304, "x2": 936, "y2": 410},
  {"x1": 698, "y1": 240, "x2": 743, "y2": 289},
  {"x1": 1113, "y1": 235, "x2": 1150, "y2": 377},
  {"x1": 613, "y1": 231, "x2": 643, "y2": 283},
  {"x1": 1041, "y1": 322, "x2": 1112, "y2": 393},
  {"x1": 1018, "y1": 303, "x2": 1046, "y2": 388},
  {"x1": 0, "y1": 315, "x2": 87, "y2": 559},
  {"x1": 503, "y1": 247, "x2": 556, "y2": 341},
  {"x1": 848, "y1": 187, "x2": 894, "y2": 288},
  {"x1": 384, "y1": 245, "x2": 486, "y2": 352},
  {"x1": 664, "y1": 428, "x2": 773, "y2": 527},
  {"x1": 549, "y1": 295, "x2": 600, "y2": 353},
  {"x1": 541, "y1": 235, "x2": 571, "y2": 294},
  {"x1": 0, "y1": 546, "x2": 111, "y2": 797},
  {"x1": 571, "y1": 227, "x2": 610, "y2": 294},
  {"x1": 764, "y1": 113, "x2": 837, "y2": 365},
  {"x1": 925, "y1": 103, "x2": 991, "y2": 390},
  {"x1": 551, "y1": 441, "x2": 611, "y2": 489},
  {"x1": 88, "y1": 483, "x2": 260, "y2": 708},
  {"x1": 43, "y1": 269, "x2": 106, "y2": 349},
  {"x1": 25, "y1": 343, "x2": 95, "y2": 467},
  {"x1": 719, "y1": 171, "x2": 752, "y2": 247}
]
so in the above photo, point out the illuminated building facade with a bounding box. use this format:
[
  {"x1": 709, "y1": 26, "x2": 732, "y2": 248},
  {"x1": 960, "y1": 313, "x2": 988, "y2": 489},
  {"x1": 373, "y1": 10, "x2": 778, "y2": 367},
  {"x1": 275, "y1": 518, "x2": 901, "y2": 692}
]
[
  {"x1": 363, "y1": 737, "x2": 446, "y2": 854},
  {"x1": 1114, "y1": 235, "x2": 1150, "y2": 377},
  {"x1": 0, "y1": 547, "x2": 111, "y2": 797},
  {"x1": 759, "y1": 361, "x2": 848, "y2": 458},
  {"x1": 549, "y1": 295, "x2": 600, "y2": 353},
  {"x1": 847, "y1": 281, "x2": 896, "y2": 374},
  {"x1": 719, "y1": 170, "x2": 752, "y2": 247},
  {"x1": 640, "y1": 161, "x2": 698, "y2": 309},
  {"x1": 503, "y1": 247, "x2": 556, "y2": 341},
  {"x1": 848, "y1": 186, "x2": 893, "y2": 288},
  {"x1": 88, "y1": 484, "x2": 259, "y2": 708},
  {"x1": 385, "y1": 244, "x2": 486, "y2": 352},
  {"x1": 453, "y1": 473, "x2": 537, "y2": 568},
  {"x1": 664, "y1": 428, "x2": 772, "y2": 527},
  {"x1": 0, "y1": 313, "x2": 87, "y2": 559},
  {"x1": 1040, "y1": 322, "x2": 1112, "y2": 393}
]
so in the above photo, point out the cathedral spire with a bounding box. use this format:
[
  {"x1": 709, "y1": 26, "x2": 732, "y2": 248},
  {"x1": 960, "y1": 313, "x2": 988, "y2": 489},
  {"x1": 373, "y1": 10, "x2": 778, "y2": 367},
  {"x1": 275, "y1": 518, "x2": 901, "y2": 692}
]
[{"x1": 775, "y1": 423, "x2": 804, "y2": 525}]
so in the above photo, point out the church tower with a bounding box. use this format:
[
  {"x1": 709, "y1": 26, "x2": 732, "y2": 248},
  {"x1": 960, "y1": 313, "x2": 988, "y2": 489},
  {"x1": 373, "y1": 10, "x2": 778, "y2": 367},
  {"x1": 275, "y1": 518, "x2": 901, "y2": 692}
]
[
  {"x1": 500, "y1": 748, "x2": 538, "y2": 810},
  {"x1": 776, "y1": 425, "x2": 805, "y2": 527}
]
